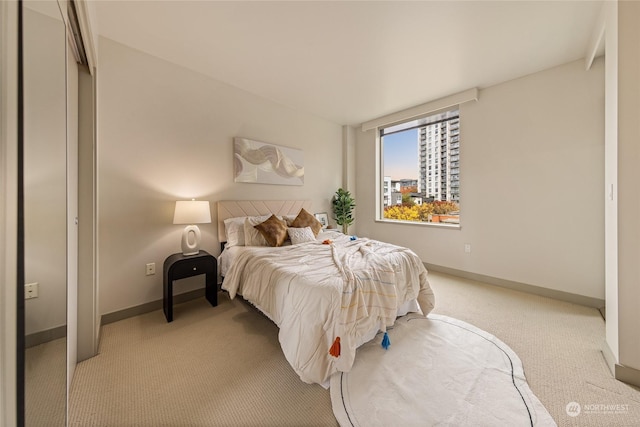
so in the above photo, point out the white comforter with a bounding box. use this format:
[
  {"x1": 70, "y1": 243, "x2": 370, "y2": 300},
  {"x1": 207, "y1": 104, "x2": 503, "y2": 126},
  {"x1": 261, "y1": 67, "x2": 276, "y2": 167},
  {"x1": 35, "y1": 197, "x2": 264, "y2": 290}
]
[{"x1": 221, "y1": 232, "x2": 435, "y2": 385}]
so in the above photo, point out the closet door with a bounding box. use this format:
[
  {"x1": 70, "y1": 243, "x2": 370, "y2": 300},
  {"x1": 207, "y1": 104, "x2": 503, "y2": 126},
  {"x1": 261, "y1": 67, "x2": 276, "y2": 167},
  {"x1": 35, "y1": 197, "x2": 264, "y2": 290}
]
[
  {"x1": 0, "y1": 1, "x2": 19, "y2": 425},
  {"x1": 23, "y1": 2, "x2": 68, "y2": 425},
  {"x1": 20, "y1": 0, "x2": 93, "y2": 423},
  {"x1": 66, "y1": 35, "x2": 79, "y2": 400}
]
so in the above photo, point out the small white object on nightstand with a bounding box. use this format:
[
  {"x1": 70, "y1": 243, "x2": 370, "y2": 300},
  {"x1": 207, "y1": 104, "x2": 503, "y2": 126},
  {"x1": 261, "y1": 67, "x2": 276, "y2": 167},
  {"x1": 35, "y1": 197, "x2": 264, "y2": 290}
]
[{"x1": 173, "y1": 199, "x2": 211, "y2": 256}]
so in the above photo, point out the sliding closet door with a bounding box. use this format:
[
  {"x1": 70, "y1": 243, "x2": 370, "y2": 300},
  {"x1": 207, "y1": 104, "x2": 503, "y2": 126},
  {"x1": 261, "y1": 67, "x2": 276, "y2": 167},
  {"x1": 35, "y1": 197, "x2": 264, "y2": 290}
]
[
  {"x1": 77, "y1": 63, "x2": 99, "y2": 363},
  {"x1": 67, "y1": 38, "x2": 79, "y2": 394},
  {"x1": 22, "y1": 1, "x2": 67, "y2": 425},
  {"x1": 0, "y1": 1, "x2": 19, "y2": 425},
  {"x1": 17, "y1": 0, "x2": 94, "y2": 423}
]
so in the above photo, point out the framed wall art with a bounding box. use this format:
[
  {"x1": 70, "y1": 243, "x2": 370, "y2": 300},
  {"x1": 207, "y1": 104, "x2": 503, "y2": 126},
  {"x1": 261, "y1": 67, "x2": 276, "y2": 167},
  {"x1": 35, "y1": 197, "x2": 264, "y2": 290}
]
[
  {"x1": 234, "y1": 137, "x2": 304, "y2": 186},
  {"x1": 314, "y1": 212, "x2": 329, "y2": 229}
]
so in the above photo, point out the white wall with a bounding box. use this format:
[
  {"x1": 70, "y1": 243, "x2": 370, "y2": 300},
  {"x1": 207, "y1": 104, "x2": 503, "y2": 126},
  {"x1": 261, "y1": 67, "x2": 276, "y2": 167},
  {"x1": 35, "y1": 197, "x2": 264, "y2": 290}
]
[
  {"x1": 98, "y1": 37, "x2": 343, "y2": 315},
  {"x1": 356, "y1": 58, "x2": 605, "y2": 299},
  {"x1": 342, "y1": 125, "x2": 357, "y2": 193}
]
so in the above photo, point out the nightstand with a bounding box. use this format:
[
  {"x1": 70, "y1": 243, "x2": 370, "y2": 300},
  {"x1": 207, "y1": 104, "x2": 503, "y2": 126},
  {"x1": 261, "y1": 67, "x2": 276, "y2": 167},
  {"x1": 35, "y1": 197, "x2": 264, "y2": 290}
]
[{"x1": 163, "y1": 250, "x2": 217, "y2": 322}]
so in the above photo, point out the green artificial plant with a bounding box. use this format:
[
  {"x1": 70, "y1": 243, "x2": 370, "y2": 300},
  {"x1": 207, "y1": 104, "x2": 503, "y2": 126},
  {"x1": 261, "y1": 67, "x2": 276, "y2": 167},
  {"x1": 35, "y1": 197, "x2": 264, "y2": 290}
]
[{"x1": 332, "y1": 188, "x2": 356, "y2": 234}]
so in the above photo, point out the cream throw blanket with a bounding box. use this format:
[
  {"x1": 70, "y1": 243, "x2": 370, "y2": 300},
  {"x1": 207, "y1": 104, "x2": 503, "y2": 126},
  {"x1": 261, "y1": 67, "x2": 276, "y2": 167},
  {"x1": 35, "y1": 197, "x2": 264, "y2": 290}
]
[{"x1": 223, "y1": 233, "x2": 435, "y2": 385}]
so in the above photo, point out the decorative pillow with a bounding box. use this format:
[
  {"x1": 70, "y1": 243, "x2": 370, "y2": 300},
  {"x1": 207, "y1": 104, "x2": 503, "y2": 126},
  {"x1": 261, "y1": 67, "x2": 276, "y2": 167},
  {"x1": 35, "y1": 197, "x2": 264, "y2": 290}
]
[
  {"x1": 283, "y1": 215, "x2": 297, "y2": 227},
  {"x1": 224, "y1": 217, "x2": 248, "y2": 247},
  {"x1": 291, "y1": 208, "x2": 323, "y2": 236},
  {"x1": 225, "y1": 215, "x2": 273, "y2": 247},
  {"x1": 252, "y1": 215, "x2": 288, "y2": 247},
  {"x1": 244, "y1": 217, "x2": 268, "y2": 246},
  {"x1": 288, "y1": 227, "x2": 316, "y2": 245}
]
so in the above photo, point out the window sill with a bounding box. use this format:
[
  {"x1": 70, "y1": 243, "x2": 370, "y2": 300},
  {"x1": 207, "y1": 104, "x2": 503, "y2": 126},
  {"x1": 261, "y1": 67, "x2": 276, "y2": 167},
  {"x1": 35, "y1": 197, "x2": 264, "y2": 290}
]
[{"x1": 375, "y1": 218, "x2": 461, "y2": 229}]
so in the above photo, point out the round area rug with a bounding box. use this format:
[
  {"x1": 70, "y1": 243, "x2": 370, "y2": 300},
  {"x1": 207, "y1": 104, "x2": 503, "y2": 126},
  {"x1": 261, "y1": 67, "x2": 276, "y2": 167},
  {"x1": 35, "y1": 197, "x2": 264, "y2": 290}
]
[{"x1": 330, "y1": 314, "x2": 556, "y2": 427}]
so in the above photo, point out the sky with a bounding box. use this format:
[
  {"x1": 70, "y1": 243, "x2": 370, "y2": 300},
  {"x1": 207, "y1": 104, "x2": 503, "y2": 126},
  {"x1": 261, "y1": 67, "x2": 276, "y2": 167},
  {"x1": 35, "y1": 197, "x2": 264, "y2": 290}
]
[{"x1": 383, "y1": 128, "x2": 418, "y2": 180}]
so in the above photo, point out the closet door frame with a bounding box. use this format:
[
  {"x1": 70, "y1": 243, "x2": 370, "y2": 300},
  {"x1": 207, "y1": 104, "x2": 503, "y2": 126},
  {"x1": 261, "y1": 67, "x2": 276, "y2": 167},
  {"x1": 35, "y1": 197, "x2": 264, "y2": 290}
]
[{"x1": 0, "y1": 1, "x2": 20, "y2": 426}]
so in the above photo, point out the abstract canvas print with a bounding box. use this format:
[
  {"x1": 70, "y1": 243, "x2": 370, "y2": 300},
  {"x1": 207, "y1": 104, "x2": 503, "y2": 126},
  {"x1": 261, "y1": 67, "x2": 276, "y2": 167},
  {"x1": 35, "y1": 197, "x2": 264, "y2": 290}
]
[{"x1": 234, "y1": 137, "x2": 304, "y2": 185}]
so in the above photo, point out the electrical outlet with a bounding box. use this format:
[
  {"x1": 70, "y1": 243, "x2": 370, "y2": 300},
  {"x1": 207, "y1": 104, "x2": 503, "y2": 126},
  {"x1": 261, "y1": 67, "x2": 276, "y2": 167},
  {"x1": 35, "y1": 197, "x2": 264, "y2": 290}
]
[
  {"x1": 146, "y1": 263, "x2": 156, "y2": 276},
  {"x1": 464, "y1": 244, "x2": 471, "y2": 253},
  {"x1": 25, "y1": 282, "x2": 38, "y2": 299}
]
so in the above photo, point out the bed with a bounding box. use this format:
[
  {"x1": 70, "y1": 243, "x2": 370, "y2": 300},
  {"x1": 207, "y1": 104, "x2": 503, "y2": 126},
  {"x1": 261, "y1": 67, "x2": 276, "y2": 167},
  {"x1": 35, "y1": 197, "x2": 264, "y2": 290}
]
[{"x1": 218, "y1": 200, "x2": 435, "y2": 386}]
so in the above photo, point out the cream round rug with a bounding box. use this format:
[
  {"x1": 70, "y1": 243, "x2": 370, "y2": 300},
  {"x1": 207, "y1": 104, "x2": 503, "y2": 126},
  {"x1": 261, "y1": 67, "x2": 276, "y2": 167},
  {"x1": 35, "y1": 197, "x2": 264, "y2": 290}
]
[{"x1": 330, "y1": 314, "x2": 556, "y2": 427}]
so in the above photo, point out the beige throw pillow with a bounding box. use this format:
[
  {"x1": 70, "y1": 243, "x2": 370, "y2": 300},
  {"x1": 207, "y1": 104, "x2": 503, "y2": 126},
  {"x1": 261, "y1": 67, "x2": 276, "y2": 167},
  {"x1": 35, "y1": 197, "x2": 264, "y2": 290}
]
[
  {"x1": 253, "y1": 214, "x2": 288, "y2": 247},
  {"x1": 291, "y1": 208, "x2": 323, "y2": 237}
]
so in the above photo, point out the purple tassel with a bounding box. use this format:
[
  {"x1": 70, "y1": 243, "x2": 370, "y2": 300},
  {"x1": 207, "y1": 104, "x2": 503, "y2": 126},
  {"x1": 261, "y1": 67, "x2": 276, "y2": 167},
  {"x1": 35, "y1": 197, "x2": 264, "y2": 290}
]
[{"x1": 381, "y1": 331, "x2": 390, "y2": 350}]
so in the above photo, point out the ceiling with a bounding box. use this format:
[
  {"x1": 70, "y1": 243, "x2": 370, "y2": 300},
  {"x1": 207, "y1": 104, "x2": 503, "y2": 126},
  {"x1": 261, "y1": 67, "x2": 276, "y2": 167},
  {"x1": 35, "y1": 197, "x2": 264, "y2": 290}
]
[{"x1": 92, "y1": 1, "x2": 604, "y2": 126}]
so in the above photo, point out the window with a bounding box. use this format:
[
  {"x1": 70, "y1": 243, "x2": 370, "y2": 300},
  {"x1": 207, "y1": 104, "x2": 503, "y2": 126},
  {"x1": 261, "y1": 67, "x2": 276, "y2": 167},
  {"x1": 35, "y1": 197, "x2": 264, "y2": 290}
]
[{"x1": 380, "y1": 109, "x2": 460, "y2": 225}]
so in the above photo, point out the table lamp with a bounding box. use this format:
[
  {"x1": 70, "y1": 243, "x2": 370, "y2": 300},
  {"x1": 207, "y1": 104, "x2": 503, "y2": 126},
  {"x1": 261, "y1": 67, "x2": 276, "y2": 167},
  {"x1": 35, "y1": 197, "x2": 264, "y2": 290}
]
[{"x1": 173, "y1": 199, "x2": 211, "y2": 256}]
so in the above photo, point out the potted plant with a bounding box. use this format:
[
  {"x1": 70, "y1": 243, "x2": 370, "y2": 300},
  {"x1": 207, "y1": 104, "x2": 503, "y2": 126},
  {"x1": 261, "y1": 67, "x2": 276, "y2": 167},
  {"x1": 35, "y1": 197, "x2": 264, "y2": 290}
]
[{"x1": 332, "y1": 188, "x2": 356, "y2": 234}]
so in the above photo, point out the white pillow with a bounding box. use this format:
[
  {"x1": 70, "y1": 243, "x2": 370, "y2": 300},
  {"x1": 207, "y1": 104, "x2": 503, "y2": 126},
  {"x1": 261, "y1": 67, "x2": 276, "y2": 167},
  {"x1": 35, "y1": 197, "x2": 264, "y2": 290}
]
[
  {"x1": 223, "y1": 217, "x2": 247, "y2": 247},
  {"x1": 283, "y1": 215, "x2": 297, "y2": 227},
  {"x1": 288, "y1": 227, "x2": 316, "y2": 245},
  {"x1": 224, "y1": 215, "x2": 271, "y2": 247}
]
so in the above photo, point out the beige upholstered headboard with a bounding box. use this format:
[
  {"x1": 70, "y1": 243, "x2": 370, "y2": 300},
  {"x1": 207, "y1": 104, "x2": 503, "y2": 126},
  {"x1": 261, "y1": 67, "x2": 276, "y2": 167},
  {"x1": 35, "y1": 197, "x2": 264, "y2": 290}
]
[{"x1": 217, "y1": 200, "x2": 312, "y2": 242}]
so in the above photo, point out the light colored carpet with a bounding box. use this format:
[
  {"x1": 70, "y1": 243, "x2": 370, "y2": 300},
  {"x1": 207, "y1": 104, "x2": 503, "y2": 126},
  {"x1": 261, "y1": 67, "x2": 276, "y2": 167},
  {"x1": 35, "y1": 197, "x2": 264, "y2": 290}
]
[
  {"x1": 430, "y1": 273, "x2": 640, "y2": 427},
  {"x1": 25, "y1": 337, "x2": 67, "y2": 426},
  {"x1": 68, "y1": 271, "x2": 640, "y2": 426},
  {"x1": 69, "y1": 294, "x2": 336, "y2": 427}
]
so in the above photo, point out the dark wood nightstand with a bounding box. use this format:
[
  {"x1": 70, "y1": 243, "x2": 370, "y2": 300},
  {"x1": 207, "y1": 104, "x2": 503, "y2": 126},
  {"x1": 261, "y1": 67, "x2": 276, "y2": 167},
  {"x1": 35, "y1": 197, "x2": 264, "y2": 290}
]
[{"x1": 163, "y1": 250, "x2": 217, "y2": 322}]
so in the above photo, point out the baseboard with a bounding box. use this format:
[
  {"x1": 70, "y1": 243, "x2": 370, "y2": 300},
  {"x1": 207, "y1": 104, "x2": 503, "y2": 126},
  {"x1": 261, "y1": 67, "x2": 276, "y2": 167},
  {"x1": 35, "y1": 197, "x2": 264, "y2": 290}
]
[
  {"x1": 615, "y1": 363, "x2": 640, "y2": 388},
  {"x1": 25, "y1": 325, "x2": 66, "y2": 348},
  {"x1": 101, "y1": 288, "x2": 205, "y2": 325},
  {"x1": 601, "y1": 340, "x2": 617, "y2": 376},
  {"x1": 425, "y1": 263, "x2": 605, "y2": 309}
]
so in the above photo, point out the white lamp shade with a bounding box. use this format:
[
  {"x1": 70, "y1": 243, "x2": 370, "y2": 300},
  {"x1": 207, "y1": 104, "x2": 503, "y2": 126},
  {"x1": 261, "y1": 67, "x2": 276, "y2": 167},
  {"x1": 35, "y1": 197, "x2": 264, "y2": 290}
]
[
  {"x1": 174, "y1": 200, "x2": 211, "y2": 256},
  {"x1": 173, "y1": 200, "x2": 211, "y2": 225}
]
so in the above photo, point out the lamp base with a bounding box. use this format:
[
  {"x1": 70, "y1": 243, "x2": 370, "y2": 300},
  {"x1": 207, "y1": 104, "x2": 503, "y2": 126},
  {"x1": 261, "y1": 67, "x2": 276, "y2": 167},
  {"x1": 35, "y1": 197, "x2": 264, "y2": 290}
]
[{"x1": 181, "y1": 225, "x2": 201, "y2": 256}]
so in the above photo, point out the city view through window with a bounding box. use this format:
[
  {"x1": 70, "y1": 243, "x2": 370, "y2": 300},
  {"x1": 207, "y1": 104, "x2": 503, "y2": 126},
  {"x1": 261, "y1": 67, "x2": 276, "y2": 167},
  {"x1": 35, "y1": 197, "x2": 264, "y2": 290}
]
[{"x1": 381, "y1": 109, "x2": 460, "y2": 224}]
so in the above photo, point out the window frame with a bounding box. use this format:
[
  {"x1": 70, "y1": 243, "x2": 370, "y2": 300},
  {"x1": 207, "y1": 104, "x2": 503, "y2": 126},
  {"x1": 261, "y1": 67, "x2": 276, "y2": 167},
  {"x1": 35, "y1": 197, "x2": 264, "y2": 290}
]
[{"x1": 376, "y1": 108, "x2": 461, "y2": 229}]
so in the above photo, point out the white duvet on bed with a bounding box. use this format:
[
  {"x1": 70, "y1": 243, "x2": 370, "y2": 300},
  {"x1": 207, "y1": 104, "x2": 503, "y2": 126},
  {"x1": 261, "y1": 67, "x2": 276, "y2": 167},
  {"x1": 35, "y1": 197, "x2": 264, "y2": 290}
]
[
  {"x1": 221, "y1": 231, "x2": 435, "y2": 385},
  {"x1": 218, "y1": 246, "x2": 243, "y2": 277}
]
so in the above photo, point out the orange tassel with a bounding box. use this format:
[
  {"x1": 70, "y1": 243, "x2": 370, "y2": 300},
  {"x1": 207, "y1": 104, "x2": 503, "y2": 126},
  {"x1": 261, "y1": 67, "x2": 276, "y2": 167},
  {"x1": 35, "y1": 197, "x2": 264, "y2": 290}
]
[{"x1": 329, "y1": 337, "x2": 341, "y2": 357}]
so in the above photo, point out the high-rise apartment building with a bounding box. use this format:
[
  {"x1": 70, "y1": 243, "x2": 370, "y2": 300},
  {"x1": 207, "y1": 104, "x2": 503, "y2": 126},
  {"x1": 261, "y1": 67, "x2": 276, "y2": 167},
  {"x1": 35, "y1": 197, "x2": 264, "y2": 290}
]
[{"x1": 418, "y1": 111, "x2": 460, "y2": 203}]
